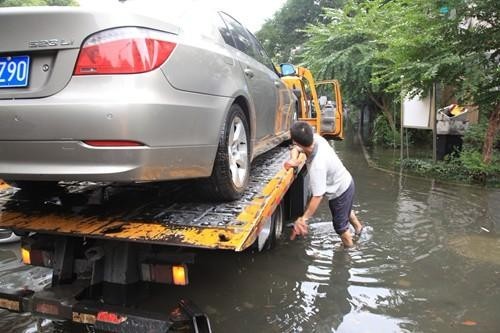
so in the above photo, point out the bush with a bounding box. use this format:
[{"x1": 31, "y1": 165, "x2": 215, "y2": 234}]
[
  {"x1": 463, "y1": 122, "x2": 500, "y2": 151},
  {"x1": 458, "y1": 149, "x2": 500, "y2": 183},
  {"x1": 400, "y1": 150, "x2": 500, "y2": 185},
  {"x1": 372, "y1": 114, "x2": 400, "y2": 147}
]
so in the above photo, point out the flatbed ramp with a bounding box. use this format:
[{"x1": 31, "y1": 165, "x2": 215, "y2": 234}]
[{"x1": 0, "y1": 145, "x2": 304, "y2": 251}]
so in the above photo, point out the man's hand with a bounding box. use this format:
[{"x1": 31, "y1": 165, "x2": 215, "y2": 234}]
[
  {"x1": 290, "y1": 216, "x2": 308, "y2": 240},
  {"x1": 284, "y1": 158, "x2": 300, "y2": 171}
]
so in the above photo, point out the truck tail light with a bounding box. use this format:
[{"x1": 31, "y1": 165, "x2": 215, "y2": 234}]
[
  {"x1": 97, "y1": 311, "x2": 127, "y2": 324},
  {"x1": 140, "y1": 263, "x2": 189, "y2": 285},
  {"x1": 21, "y1": 247, "x2": 31, "y2": 265},
  {"x1": 35, "y1": 302, "x2": 60, "y2": 316},
  {"x1": 21, "y1": 247, "x2": 50, "y2": 267},
  {"x1": 172, "y1": 265, "x2": 188, "y2": 286},
  {"x1": 74, "y1": 27, "x2": 176, "y2": 75}
]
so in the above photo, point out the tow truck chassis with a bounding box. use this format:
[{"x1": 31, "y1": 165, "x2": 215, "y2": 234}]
[{"x1": 0, "y1": 145, "x2": 308, "y2": 332}]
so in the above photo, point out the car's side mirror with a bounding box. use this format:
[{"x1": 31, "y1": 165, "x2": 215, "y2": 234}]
[{"x1": 280, "y1": 63, "x2": 296, "y2": 76}]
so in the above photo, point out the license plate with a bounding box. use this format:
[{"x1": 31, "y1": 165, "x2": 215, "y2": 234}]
[{"x1": 0, "y1": 55, "x2": 30, "y2": 88}]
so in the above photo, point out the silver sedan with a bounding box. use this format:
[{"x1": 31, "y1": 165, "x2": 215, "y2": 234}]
[{"x1": 0, "y1": 1, "x2": 295, "y2": 200}]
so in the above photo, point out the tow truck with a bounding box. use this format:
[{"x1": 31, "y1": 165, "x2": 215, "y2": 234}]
[
  {"x1": 0, "y1": 67, "x2": 344, "y2": 333},
  {"x1": 0, "y1": 145, "x2": 311, "y2": 332},
  {"x1": 280, "y1": 64, "x2": 344, "y2": 140}
]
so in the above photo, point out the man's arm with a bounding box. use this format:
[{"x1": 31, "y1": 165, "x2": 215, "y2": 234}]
[
  {"x1": 284, "y1": 145, "x2": 301, "y2": 170},
  {"x1": 303, "y1": 195, "x2": 323, "y2": 220}
]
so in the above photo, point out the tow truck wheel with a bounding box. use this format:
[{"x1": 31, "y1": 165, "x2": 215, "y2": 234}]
[
  {"x1": 204, "y1": 104, "x2": 250, "y2": 201},
  {"x1": 258, "y1": 202, "x2": 284, "y2": 251},
  {"x1": 265, "y1": 200, "x2": 283, "y2": 250}
]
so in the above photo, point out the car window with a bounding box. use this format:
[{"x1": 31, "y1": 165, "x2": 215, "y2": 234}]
[
  {"x1": 182, "y1": 10, "x2": 226, "y2": 44},
  {"x1": 215, "y1": 13, "x2": 236, "y2": 48},
  {"x1": 247, "y1": 31, "x2": 276, "y2": 72},
  {"x1": 219, "y1": 12, "x2": 255, "y2": 58}
]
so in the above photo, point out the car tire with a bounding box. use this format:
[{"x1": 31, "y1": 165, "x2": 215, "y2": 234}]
[{"x1": 203, "y1": 104, "x2": 250, "y2": 201}]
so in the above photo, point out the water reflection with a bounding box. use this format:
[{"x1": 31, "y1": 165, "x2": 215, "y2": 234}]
[{"x1": 447, "y1": 234, "x2": 500, "y2": 265}]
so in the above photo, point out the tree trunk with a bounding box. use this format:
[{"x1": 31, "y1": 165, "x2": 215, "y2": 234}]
[
  {"x1": 367, "y1": 91, "x2": 396, "y2": 132},
  {"x1": 482, "y1": 103, "x2": 500, "y2": 164},
  {"x1": 381, "y1": 101, "x2": 396, "y2": 133}
]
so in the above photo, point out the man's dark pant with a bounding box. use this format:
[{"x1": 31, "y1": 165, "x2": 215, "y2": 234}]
[{"x1": 328, "y1": 181, "x2": 355, "y2": 235}]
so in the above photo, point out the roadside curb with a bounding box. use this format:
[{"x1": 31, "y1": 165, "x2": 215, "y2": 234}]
[{"x1": 356, "y1": 130, "x2": 405, "y2": 177}]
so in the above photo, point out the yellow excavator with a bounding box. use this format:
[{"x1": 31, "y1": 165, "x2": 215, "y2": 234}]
[{"x1": 280, "y1": 63, "x2": 344, "y2": 140}]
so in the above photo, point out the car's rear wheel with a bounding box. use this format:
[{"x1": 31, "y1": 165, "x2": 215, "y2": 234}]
[{"x1": 204, "y1": 104, "x2": 250, "y2": 201}]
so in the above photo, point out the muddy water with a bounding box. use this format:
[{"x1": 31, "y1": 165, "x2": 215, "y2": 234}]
[{"x1": 0, "y1": 133, "x2": 499, "y2": 332}]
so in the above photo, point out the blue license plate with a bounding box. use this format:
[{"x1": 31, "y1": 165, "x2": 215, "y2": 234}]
[{"x1": 0, "y1": 55, "x2": 30, "y2": 88}]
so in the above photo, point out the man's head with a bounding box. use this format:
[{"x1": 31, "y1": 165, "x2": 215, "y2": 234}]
[{"x1": 290, "y1": 121, "x2": 314, "y2": 147}]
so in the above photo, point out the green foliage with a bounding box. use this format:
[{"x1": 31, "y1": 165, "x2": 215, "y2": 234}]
[
  {"x1": 300, "y1": 0, "x2": 499, "y2": 163},
  {"x1": 401, "y1": 150, "x2": 500, "y2": 185},
  {"x1": 372, "y1": 114, "x2": 400, "y2": 147},
  {"x1": 0, "y1": 0, "x2": 77, "y2": 6},
  {"x1": 371, "y1": 0, "x2": 499, "y2": 116},
  {"x1": 301, "y1": 1, "x2": 399, "y2": 132},
  {"x1": 401, "y1": 122, "x2": 500, "y2": 185},
  {"x1": 463, "y1": 122, "x2": 500, "y2": 151},
  {"x1": 256, "y1": 0, "x2": 344, "y2": 63}
]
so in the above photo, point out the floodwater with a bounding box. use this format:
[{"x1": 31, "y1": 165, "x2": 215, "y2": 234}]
[{"x1": 0, "y1": 133, "x2": 499, "y2": 333}]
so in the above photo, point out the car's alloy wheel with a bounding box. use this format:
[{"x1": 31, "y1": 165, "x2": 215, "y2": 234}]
[
  {"x1": 204, "y1": 104, "x2": 250, "y2": 201},
  {"x1": 228, "y1": 115, "x2": 248, "y2": 188}
]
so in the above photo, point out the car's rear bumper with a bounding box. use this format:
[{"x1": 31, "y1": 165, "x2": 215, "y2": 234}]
[
  {"x1": 0, "y1": 71, "x2": 231, "y2": 182},
  {"x1": 0, "y1": 141, "x2": 215, "y2": 182}
]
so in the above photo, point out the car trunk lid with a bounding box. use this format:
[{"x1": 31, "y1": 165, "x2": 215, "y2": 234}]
[{"x1": 0, "y1": 6, "x2": 180, "y2": 100}]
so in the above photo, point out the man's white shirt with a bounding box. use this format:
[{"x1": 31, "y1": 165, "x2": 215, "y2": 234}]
[{"x1": 306, "y1": 134, "x2": 352, "y2": 200}]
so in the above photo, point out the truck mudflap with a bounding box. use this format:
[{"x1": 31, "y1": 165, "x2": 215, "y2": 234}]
[
  {"x1": 0, "y1": 286, "x2": 211, "y2": 333},
  {"x1": 0, "y1": 146, "x2": 305, "y2": 251}
]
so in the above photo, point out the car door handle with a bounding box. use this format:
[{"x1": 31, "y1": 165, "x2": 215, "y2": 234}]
[
  {"x1": 244, "y1": 68, "x2": 254, "y2": 78},
  {"x1": 274, "y1": 80, "x2": 281, "y2": 87}
]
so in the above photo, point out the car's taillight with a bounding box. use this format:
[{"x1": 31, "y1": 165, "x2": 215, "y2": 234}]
[{"x1": 74, "y1": 27, "x2": 176, "y2": 75}]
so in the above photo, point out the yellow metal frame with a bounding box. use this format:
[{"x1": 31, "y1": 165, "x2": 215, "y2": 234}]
[
  {"x1": 0, "y1": 180, "x2": 9, "y2": 191},
  {"x1": 316, "y1": 79, "x2": 344, "y2": 139},
  {"x1": 0, "y1": 155, "x2": 306, "y2": 252},
  {"x1": 281, "y1": 67, "x2": 343, "y2": 139},
  {"x1": 281, "y1": 66, "x2": 322, "y2": 133}
]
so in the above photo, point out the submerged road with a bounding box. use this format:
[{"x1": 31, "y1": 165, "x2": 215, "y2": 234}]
[{"x1": 0, "y1": 132, "x2": 499, "y2": 332}]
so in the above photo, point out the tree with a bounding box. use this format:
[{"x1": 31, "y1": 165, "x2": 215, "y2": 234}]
[
  {"x1": 302, "y1": 2, "x2": 399, "y2": 133},
  {"x1": 304, "y1": 0, "x2": 499, "y2": 164},
  {"x1": 256, "y1": 0, "x2": 344, "y2": 63},
  {"x1": 372, "y1": 0, "x2": 499, "y2": 164}
]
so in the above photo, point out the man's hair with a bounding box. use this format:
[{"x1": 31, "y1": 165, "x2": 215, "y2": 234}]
[{"x1": 290, "y1": 121, "x2": 314, "y2": 147}]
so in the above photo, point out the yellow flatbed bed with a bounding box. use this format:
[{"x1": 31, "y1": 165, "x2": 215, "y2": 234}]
[{"x1": 0, "y1": 145, "x2": 305, "y2": 252}]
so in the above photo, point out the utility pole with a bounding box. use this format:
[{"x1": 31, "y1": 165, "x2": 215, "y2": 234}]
[
  {"x1": 432, "y1": 83, "x2": 437, "y2": 162},
  {"x1": 400, "y1": 76, "x2": 404, "y2": 165}
]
